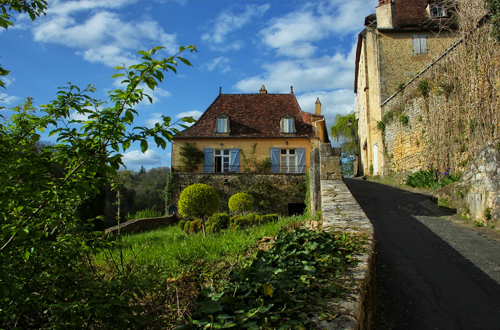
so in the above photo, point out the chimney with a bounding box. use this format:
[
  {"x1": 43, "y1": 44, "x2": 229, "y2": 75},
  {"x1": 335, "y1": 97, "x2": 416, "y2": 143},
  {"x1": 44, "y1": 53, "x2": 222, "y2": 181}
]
[
  {"x1": 259, "y1": 85, "x2": 267, "y2": 94},
  {"x1": 376, "y1": 0, "x2": 395, "y2": 29},
  {"x1": 315, "y1": 97, "x2": 321, "y2": 115}
]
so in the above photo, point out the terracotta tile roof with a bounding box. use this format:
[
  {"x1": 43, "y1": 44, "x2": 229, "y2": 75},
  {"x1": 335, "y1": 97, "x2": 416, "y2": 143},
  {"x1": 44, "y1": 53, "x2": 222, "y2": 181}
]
[
  {"x1": 175, "y1": 92, "x2": 319, "y2": 139},
  {"x1": 375, "y1": 0, "x2": 457, "y2": 31}
]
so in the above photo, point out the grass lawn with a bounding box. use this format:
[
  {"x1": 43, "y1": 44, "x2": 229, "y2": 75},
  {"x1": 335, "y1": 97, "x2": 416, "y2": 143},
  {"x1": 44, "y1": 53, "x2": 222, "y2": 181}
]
[
  {"x1": 93, "y1": 214, "x2": 366, "y2": 329},
  {"x1": 101, "y1": 215, "x2": 303, "y2": 277}
]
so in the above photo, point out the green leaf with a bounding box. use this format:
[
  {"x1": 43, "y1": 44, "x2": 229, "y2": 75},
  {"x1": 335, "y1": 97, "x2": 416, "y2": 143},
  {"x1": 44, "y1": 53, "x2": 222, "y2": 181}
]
[
  {"x1": 199, "y1": 300, "x2": 220, "y2": 314},
  {"x1": 140, "y1": 140, "x2": 148, "y2": 153}
]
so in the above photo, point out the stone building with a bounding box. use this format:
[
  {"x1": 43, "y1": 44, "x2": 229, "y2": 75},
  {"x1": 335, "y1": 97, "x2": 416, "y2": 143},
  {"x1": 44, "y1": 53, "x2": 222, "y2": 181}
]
[
  {"x1": 169, "y1": 86, "x2": 332, "y2": 215},
  {"x1": 354, "y1": 0, "x2": 458, "y2": 176},
  {"x1": 171, "y1": 85, "x2": 329, "y2": 174}
]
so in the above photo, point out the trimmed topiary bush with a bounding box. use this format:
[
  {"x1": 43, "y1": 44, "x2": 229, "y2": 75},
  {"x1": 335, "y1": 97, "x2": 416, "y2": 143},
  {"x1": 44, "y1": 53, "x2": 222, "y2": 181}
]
[
  {"x1": 206, "y1": 212, "x2": 230, "y2": 234},
  {"x1": 178, "y1": 183, "x2": 219, "y2": 236},
  {"x1": 178, "y1": 220, "x2": 186, "y2": 230},
  {"x1": 261, "y1": 214, "x2": 278, "y2": 224},
  {"x1": 228, "y1": 192, "x2": 254, "y2": 215}
]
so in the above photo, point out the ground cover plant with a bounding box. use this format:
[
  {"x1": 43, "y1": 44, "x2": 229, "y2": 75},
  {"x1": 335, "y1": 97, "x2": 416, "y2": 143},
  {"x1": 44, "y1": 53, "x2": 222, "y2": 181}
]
[
  {"x1": 102, "y1": 216, "x2": 367, "y2": 329},
  {"x1": 405, "y1": 167, "x2": 462, "y2": 190},
  {"x1": 179, "y1": 228, "x2": 368, "y2": 329}
]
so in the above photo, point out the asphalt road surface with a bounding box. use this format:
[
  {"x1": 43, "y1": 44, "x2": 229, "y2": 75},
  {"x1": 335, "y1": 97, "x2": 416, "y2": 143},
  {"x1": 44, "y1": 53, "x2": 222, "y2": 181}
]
[{"x1": 344, "y1": 178, "x2": 500, "y2": 330}]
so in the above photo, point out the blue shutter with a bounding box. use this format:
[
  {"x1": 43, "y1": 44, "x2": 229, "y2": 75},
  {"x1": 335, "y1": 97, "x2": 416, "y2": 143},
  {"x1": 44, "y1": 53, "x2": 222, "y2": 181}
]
[
  {"x1": 288, "y1": 118, "x2": 294, "y2": 133},
  {"x1": 230, "y1": 148, "x2": 240, "y2": 172},
  {"x1": 297, "y1": 148, "x2": 306, "y2": 173},
  {"x1": 204, "y1": 148, "x2": 213, "y2": 173},
  {"x1": 270, "y1": 148, "x2": 280, "y2": 173}
]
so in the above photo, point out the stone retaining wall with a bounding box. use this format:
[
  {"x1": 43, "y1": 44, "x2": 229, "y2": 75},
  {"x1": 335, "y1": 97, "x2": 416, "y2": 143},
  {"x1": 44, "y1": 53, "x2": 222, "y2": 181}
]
[
  {"x1": 319, "y1": 180, "x2": 375, "y2": 329},
  {"x1": 105, "y1": 215, "x2": 177, "y2": 235}
]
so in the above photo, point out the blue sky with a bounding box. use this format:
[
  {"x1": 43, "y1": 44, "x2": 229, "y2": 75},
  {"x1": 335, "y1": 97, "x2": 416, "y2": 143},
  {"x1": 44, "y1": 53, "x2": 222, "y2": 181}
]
[{"x1": 1, "y1": 0, "x2": 377, "y2": 171}]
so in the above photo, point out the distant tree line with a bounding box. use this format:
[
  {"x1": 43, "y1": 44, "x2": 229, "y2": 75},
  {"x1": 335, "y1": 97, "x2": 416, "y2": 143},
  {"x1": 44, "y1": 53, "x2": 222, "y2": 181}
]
[{"x1": 104, "y1": 166, "x2": 171, "y2": 228}]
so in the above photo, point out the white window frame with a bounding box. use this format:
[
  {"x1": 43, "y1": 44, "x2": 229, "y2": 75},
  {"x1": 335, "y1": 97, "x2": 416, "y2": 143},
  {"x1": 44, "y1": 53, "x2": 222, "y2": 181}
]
[
  {"x1": 413, "y1": 35, "x2": 428, "y2": 54},
  {"x1": 280, "y1": 149, "x2": 296, "y2": 173},
  {"x1": 216, "y1": 115, "x2": 229, "y2": 133},
  {"x1": 214, "y1": 149, "x2": 230, "y2": 173},
  {"x1": 428, "y1": 2, "x2": 448, "y2": 18},
  {"x1": 281, "y1": 116, "x2": 295, "y2": 133}
]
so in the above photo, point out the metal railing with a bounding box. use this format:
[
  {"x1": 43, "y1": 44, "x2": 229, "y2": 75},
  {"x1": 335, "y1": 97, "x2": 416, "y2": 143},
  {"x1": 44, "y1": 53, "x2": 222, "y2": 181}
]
[{"x1": 173, "y1": 165, "x2": 308, "y2": 174}]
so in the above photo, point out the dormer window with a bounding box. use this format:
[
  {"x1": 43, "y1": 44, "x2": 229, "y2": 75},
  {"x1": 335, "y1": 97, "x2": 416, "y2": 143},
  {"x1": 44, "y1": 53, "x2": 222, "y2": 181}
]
[
  {"x1": 281, "y1": 115, "x2": 295, "y2": 133},
  {"x1": 216, "y1": 114, "x2": 229, "y2": 134},
  {"x1": 427, "y1": 1, "x2": 448, "y2": 18}
]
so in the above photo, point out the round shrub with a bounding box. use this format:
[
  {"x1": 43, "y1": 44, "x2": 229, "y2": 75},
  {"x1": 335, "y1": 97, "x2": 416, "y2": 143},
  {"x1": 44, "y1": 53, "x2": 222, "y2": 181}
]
[
  {"x1": 178, "y1": 183, "x2": 219, "y2": 219},
  {"x1": 206, "y1": 212, "x2": 230, "y2": 234},
  {"x1": 228, "y1": 193, "x2": 254, "y2": 215},
  {"x1": 261, "y1": 214, "x2": 279, "y2": 224}
]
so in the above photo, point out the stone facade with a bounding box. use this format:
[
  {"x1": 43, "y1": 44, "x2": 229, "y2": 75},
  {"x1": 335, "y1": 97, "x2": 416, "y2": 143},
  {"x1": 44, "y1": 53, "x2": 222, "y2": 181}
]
[
  {"x1": 383, "y1": 96, "x2": 427, "y2": 174},
  {"x1": 355, "y1": 0, "x2": 458, "y2": 177}
]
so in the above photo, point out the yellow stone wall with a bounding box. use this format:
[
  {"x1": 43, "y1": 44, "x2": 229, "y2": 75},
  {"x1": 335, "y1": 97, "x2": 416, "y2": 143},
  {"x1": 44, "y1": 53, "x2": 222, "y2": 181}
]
[
  {"x1": 171, "y1": 138, "x2": 317, "y2": 173},
  {"x1": 356, "y1": 29, "x2": 385, "y2": 176},
  {"x1": 378, "y1": 30, "x2": 457, "y2": 101},
  {"x1": 356, "y1": 27, "x2": 457, "y2": 176}
]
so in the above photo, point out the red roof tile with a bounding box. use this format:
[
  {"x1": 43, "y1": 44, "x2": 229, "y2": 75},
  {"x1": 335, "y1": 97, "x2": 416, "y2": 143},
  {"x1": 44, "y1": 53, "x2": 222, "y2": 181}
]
[{"x1": 175, "y1": 93, "x2": 319, "y2": 139}]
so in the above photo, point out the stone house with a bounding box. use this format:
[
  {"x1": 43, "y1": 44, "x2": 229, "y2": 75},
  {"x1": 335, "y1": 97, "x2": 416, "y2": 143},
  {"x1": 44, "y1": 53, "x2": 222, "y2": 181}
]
[
  {"x1": 171, "y1": 85, "x2": 330, "y2": 174},
  {"x1": 354, "y1": 0, "x2": 458, "y2": 176},
  {"x1": 169, "y1": 86, "x2": 332, "y2": 216}
]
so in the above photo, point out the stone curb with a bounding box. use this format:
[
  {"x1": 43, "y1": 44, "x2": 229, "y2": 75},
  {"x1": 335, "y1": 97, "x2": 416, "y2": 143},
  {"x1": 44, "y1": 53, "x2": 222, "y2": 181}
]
[{"x1": 317, "y1": 180, "x2": 375, "y2": 330}]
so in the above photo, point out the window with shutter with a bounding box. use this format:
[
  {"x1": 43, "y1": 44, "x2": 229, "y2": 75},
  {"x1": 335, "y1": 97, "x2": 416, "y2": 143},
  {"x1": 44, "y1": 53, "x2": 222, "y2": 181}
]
[{"x1": 412, "y1": 35, "x2": 428, "y2": 54}]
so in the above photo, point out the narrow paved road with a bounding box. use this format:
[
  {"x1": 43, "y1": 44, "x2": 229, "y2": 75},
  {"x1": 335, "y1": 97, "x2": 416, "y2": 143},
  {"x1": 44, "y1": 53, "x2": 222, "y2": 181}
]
[{"x1": 344, "y1": 178, "x2": 500, "y2": 330}]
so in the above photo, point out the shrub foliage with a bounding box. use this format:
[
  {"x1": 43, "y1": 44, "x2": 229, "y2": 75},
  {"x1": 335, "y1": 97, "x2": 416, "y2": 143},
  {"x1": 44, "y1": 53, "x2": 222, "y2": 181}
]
[
  {"x1": 406, "y1": 167, "x2": 462, "y2": 190},
  {"x1": 228, "y1": 192, "x2": 254, "y2": 215},
  {"x1": 178, "y1": 184, "x2": 220, "y2": 219}
]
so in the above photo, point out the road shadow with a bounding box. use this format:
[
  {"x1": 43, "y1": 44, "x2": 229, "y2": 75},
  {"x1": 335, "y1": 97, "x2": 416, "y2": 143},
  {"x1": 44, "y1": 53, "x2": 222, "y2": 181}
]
[{"x1": 344, "y1": 178, "x2": 500, "y2": 330}]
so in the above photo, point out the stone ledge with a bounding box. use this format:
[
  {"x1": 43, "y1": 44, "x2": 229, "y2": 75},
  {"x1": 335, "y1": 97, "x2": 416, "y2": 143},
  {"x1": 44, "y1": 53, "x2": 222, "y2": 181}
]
[
  {"x1": 105, "y1": 215, "x2": 177, "y2": 235},
  {"x1": 318, "y1": 180, "x2": 375, "y2": 330}
]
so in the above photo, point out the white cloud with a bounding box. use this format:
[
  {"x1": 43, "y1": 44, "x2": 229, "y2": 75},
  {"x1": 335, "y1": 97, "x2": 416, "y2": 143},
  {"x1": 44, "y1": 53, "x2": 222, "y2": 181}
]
[
  {"x1": 1, "y1": 76, "x2": 15, "y2": 87},
  {"x1": 176, "y1": 110, "x2": 202, "y2": 120},
  {"x1": 234, "y1": 48, "x2": 356, "y2": 94},
  {"x1": 260, "y1": 1, "x2": 376, "y2": 58},
  {"x1": 32, "y1": 2, "x2": 178, "y2": 67},
  {"x1": 122, "y1": 149, "x2": 163, "y2": 170},
  {"x1": 146, "y1": 113, "x2": 163, "y2": 128},
  {"x1": 201, "y1": 57, "x2": 231, "y2": 73},
  {"x1": 69, "y1": 110, "x2": 91, "y2": 121},
  {"x1": 202, "y1": 4, "x2": 269, "y2": 51},
  {"x1": 0, "y1": 92, "x2": 21, "y2": 107}
]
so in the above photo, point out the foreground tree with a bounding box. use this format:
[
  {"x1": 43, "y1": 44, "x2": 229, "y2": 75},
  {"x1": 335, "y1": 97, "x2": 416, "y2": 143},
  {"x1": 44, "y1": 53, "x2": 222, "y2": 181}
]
[
  {"x1": 178, "y1": 183, "x2": 220, "y2": 236},
  {"x1": 0, "y1": 45, "x2": 196, "y2": 328}
]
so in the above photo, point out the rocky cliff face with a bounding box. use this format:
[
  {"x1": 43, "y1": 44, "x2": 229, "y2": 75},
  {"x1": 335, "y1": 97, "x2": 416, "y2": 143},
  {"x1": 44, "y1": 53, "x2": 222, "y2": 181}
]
[
  {"x1": 431, "y1": 139, "x2": 500, "y2": 224},
  {"x1": 461, "y1": 139, "x2": 500, "y2": 223}
]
